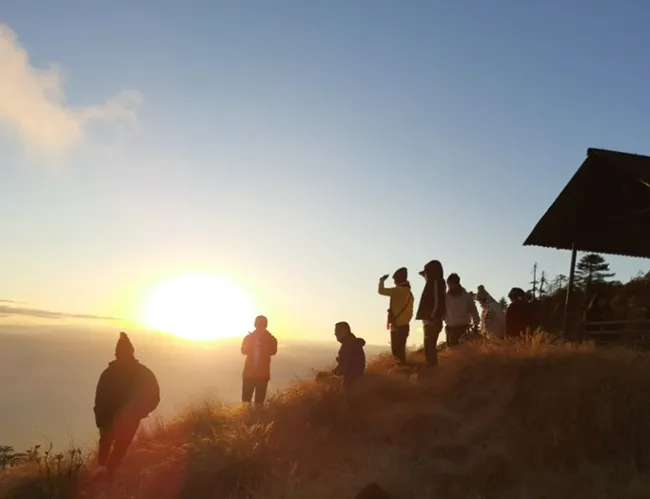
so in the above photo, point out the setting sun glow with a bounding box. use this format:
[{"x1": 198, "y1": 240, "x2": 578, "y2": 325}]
[{"x1": 139, "y1": 273, "x2": 256, "y2": 341}]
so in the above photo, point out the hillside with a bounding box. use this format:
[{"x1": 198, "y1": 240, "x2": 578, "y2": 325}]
[{"x1": 3, "y1": 336, "x2": 650, "y2": 499}]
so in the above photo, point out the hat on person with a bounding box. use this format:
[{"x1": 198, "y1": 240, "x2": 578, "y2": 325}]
[
  {"x1": 115, "y1": 332, "x2": 135, "y2": 359},
  {"x1": 392, "y1": 267, "x2": 408, "y2": 282}
]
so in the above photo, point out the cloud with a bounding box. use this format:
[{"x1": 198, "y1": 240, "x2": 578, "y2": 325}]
[
  {"x1": 0, "y1": 304, "x2": 120, "y2": 321},
  {"x1": 0, "y1": 24, "x2": 142, "y2": 154}
]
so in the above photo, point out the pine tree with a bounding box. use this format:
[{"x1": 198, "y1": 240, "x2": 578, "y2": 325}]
[
  {"x1": 498, "y1": 297, "x2": 508, "y2": 310},
  {"x1": 575, "y1": 253, "x2": 615, "y2": 290}
]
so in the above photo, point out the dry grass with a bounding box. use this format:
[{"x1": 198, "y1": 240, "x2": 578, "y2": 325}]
[{"x1": 4, "y1": 334, "x2": 650, "y2": 498}]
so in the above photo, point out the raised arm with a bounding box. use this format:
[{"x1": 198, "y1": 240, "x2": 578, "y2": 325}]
[{"x1": 378, "y1": 279, "x2": 395, "y2": 297}]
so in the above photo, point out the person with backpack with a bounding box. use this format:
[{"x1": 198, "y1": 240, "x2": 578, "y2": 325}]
[
  {"x1": 94, "y1": 332, "x2": 160, "y2": 480},
  {"x1": 378, "y1": 267, "x2": 414, "y2": 364},
  {"x1": 415, "y1": 260, "x2": 446, "y2": 367},
  {"x1": 241, "y1": 315, "x2": 278, "y2": 407},
  {"x1": 444, "y1": 273, "x2": 480, "y2": 346}
]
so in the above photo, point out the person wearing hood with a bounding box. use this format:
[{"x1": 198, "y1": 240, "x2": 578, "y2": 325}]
[
  {"x1": 415, "y1": 260, "x2": 446, "y2": 367},
  {"x1": 476, "y1": 285, "x2": 505, "y2": 339},
  {"x1": 378, "y1": 267, "x2": 414, "y2": 364},
  {"x1": 506, "y1": 287, "x2": 534, "y2": 338},
  {"x1": 444, "y1": 273, "x2": 480, "y2": 346},
  {"x1": 94, "y1": 332, "x2": 160, "y2": 479},
  {"x1": 333, "y1": 321, "x2": 366, "y2": 388},
  {"x1": 241, "y1": 315, "x2": 278, "y2": 406}
]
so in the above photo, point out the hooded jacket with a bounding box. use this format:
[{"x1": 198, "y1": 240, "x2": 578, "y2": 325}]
[
  {"x1": 241, "y1": 329, "x2": 278, "y2": 380},
  {"x1": 416, "y1": 278, "x2": 446, "y2": 322},
  {"x1": 378, "y1": 281, "x2": 414, "y2": 328},
  {"x1": 476, "y1": 287, "x2": 505, "y2": 339},
  {"x1": 94, "y1": 358, "x2": 160, "y2": 429},
  {"x1": 334, "y1": 333, "x2": 366, "y2": 382},
  {"x1": 445, "y1": 286, "x2": 480, "y2": 327}
]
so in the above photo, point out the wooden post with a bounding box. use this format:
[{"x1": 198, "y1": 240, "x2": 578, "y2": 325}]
[{"x1": 563, "y1": 243, "x2": 578, "y2": 339}]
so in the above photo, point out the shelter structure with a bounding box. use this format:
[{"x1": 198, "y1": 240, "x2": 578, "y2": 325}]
[{"x1": 523, "y1": 148, "x2": 650, "y2": 337}]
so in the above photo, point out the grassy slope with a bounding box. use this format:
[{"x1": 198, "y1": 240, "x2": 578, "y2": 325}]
[{"x1": 4, "y1": 336, "x2": 650, "y2": 499}]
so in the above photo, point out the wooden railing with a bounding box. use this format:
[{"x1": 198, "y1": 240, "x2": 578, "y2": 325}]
[{"x1": 583, "y1": 320, "x2": 650, "y2": 343}]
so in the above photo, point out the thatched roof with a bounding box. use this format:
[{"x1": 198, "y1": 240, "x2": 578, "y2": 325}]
[{"x1": 523, "y1": 148, "x2": 650, "y2": 259}]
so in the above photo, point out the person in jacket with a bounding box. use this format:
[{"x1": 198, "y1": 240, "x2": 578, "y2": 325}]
[
  {"x1": 94, "y1": 332, "x2": 160, "y2": 479},
  {"x1": 241, "y1": 315, "x2": 278, "y2": 406},
  {"x1": 505, "y1": 287, "x2": 534, "y2": 338},
  {"x1": 333, "y1": 321, "x2": 366, "y2": 388},
  {"x1": 444, "y1": 273, "x2": 480, "y2": 346},
  {"x1": 378, "y1": 267, "x2": 414, "y2": 364},
  {"x1": 476, "y1": 285, "x2": 505, "y2": 339},
  {"x1": 415, "y1": 260, "x2": 446, "y2": 367}
]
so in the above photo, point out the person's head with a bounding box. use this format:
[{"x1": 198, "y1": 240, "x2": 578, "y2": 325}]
[
  {"x1": 334, "y1": 321, "x2": 352, "y2": 343},
  {"x1": 508, "y1": 287, "x2": 526, "y2": 302},
  {"x1": 392, "y1": 267, "x2": 408, "y2": 285},
  {"x1": 446, "y1": 273, "x2": 461, "y2": 292},
  {"x1": 419, "y1": 260, "x2": 444, "y2": 281},
  {"x1": 254, "y1": 315, "x2": 268, "y2": 331},
  {"x1": 476, "y1": 285, "x2": 489, "y2": 303},
  {"x1": 115, "y1": 332, "x2": 135, "y2": 360}
]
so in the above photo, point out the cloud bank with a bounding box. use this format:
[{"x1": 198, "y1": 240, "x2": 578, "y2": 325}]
[
  {"x1": 0, "y1": 304, "x2": 119, "y2": 321},
  {"x1": 0, "y1": 24, "x2": 142, "y2": 154}
]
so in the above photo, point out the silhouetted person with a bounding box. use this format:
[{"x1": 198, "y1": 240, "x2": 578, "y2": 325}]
[
  {"x1": 505, "y1": 287, "x2": 534, "y2": 338},
  {"x1": 444, "y1": 273, "x2": 480, "y2": 346},
  {"x1": 415, "y1": 260, "x2": 446, "y2": 367},
  {"x1": 241, "y1": 315, "x2": 278, "y2": 406},
  {"x1": 94, "y1": 332, "x2": 160, "y2": 479},
  {"x1": 378, "y1": 267, "x2": 414, "y2": 364},
  {"x1": 476, "y1": 285, "x2": 505, "y2": 339},
  {"x1": 333, "y1": 321, "x2": 366, "y2": 388}
]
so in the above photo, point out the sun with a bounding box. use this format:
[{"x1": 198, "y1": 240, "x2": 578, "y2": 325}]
[{"x1": 139, "y1": 272, "x2": 257, "y2": 341}]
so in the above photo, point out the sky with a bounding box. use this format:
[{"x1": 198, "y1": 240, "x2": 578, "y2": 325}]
[{"x1": 2, "y1": 0, "x2": 650, "y2": 344}]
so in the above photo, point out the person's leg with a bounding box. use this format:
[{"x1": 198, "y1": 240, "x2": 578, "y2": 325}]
[
  {"x1": 97, "y1": 426, "x2": 113, "y2": 467},
  {"x1": 106, "y1": 418, "x2": 140, "y2": 477},
  {"x1": 390, "y1": 329, "x2": 399, "y2": 361},
  {"x1": 242, "y1": 378, "x2": 255, "y2": 404},
  {"x1": 254, "y1": 379, "x2": 269, "y2": 406},
  {"x1": 424, "y1": 321, "x2": 442, "y2": 366},
  {"x1": 395, "y1": 325, "x2": 409, "y2": 364}
]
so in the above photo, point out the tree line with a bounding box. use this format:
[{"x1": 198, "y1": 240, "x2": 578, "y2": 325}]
[{"x1": 515, "y1": 253, "x2": 650, "y2": 333}]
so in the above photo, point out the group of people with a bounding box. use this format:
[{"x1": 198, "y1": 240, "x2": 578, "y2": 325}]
[
  {"x1": 378, "y1": 260, "x2": 536, "y2": 366},
  {"x1": 91, "y1": 260, "x2": 535, "y2": 480}
]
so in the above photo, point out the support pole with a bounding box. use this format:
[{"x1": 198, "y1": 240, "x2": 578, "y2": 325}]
[{"x1": 563, "y1": 243, "x2": 578, "y2": 339}]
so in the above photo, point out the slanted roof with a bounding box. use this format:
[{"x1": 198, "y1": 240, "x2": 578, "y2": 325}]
[{"x1": 524, "y1": 148, "x2": 650, "y2": 259}]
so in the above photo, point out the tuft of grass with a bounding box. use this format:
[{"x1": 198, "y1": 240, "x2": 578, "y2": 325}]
[{"x1": 5, "y1": 334, "x2": 650, "y2": 498}]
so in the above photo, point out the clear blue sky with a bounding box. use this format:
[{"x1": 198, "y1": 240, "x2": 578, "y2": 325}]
[{"x1": 2, "y1": 0, "x2": 650, "y2": 344}]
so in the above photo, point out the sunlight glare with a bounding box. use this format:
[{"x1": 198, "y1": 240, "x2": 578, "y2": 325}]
[{"x1": 139, "y1": 273, "x2": 256, "y2": 341}]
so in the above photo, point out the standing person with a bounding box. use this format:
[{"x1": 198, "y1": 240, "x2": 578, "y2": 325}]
[
  {"x1": 476, "y1": 285, "x2": 506, "y2": 339},
  {"x1": 94, "y1": 332, "x2": 160, "y2": 480},
  {"x1": 505, "y1": 287, "x2": 534, "y2": 338},
  {"x1": 333, "y1": 321, "x2": 366, "y2": 388},
  {"x1": 378, "y1": 267, "x2": 414, "y2": 364},
  {"x1": 415, "y1": 260, "x2": 446, "y2": 367},
  {"x1": 445, "y1": 273, "x2": 480, "y2": 346},
  {"x1": 241, "y1": 315, "x2": 278, "y2": 407}
]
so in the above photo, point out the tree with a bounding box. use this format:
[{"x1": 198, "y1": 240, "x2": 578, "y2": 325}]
[
  {"x1": 575, "y1": 253, "x2": 615, "y2": 291},
  {"x1": 498, "y1": 297, "x2": 508, "y2": 310}
]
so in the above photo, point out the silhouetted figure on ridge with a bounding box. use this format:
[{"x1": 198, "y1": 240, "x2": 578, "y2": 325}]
[
  {"x1": 415, "y1": 260, "x2": 446, "y2": 367},
  {"x1": 94, "y1": 332, "x2": 160, "y2": 480},
  {"x1": 505, "y1": 287, "x2": 534, "y2": 338},
  {"x1": 332, "y1": 321, "x2": 366, "y2": 388},
  {"x1": 241, "y1": 315, "x2": 278, "y2": 407},
  {"x1": 444, "y1": 273, "x2": 480, "y2": 346},
  {"x1": 378, "y1": 267, "x2": 414, "y2": 364},
  {"x1": 476, "y1": 285, "x2": 505, "y2": 339}
]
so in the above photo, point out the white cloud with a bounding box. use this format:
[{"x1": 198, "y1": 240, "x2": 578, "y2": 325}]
[{"x1": 0, "y1": 24, "x2": 142, "y2": 154}]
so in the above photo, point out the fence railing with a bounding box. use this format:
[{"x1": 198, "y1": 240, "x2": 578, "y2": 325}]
[{"x1": 583, "y1": 320, "x2": 650, "y2": 342}]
